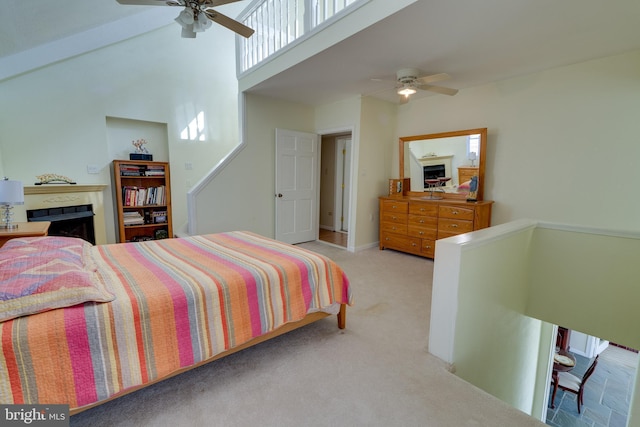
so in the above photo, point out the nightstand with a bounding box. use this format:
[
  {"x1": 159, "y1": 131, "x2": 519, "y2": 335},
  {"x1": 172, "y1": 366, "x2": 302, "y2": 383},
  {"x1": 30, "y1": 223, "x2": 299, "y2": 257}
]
[{"x1": 0, "y1": 221, "x2": 51, "y2": 248}]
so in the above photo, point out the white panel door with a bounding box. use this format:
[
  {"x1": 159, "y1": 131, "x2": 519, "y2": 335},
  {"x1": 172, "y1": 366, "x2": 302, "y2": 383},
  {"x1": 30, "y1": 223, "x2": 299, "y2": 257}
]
[{"x1": 275, "y1": 129, "x2": 319, "y2": 244}]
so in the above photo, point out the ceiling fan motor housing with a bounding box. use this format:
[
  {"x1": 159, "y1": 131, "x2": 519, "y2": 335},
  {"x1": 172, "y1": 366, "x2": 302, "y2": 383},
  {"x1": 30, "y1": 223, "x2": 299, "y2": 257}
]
[{"x1": 396, "y1": 68, "x2": 420, "y2": 84}]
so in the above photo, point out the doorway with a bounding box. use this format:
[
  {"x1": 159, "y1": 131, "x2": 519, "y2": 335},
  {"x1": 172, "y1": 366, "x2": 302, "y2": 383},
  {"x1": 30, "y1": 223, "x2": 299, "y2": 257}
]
[{"x1": 318, "y1": 132, "x2": 352, "y2": 248}]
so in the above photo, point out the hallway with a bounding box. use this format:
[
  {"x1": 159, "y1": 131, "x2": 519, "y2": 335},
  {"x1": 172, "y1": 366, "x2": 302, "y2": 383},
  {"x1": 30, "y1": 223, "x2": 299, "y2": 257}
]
[{"x1": 318, "y1": 228, "x2": 347, "y2": 247}]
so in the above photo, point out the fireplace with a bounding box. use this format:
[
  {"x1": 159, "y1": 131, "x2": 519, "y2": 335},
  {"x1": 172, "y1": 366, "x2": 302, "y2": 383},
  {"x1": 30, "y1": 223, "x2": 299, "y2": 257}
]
[
  {"x1": 418, "y1": 154, "x2": 454, "y2": 188},
  {"x1": 27, "y1": 204, "x2": 96, "y2": 244},
  {"x1": 423, "y1": 164, "x2": 446, "y2": 188}
]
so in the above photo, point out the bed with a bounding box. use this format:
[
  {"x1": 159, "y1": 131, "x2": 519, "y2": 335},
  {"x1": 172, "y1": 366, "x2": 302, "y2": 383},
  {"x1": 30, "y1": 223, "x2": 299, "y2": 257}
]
[{"x1": 0, "y1": 231, "x2": 352, "y2": 415}]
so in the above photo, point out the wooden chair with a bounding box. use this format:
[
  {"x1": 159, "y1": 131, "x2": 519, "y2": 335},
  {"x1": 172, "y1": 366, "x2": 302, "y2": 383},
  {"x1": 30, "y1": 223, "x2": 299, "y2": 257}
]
[{"x1": 555, "y1": 355, "x2": 599, "y2": 413}]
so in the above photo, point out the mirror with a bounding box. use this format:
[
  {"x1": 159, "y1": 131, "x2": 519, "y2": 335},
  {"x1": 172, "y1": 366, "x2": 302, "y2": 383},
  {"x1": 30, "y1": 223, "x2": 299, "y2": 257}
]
[{"x1": 399, "y1": 128, "x2": 487, "y2": 201}]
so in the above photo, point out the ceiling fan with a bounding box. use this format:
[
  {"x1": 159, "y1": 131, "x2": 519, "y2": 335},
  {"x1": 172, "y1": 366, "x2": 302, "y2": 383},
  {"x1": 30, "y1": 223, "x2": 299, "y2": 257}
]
[
  {"x1": 388, "y1": 68, "x2": 458, "y2": 103},
  {"x1": 116, "y1": 0, "x2": 255, "y2": 39}
]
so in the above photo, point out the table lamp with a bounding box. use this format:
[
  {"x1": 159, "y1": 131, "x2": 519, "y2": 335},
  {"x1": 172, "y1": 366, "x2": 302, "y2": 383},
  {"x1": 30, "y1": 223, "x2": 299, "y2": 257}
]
[
  {"x1": 468, "y1": 152, "x2": 477, "y2": 167},
  {"x1": 0, "y1": 177, "x2": 24, "y2": 229}
]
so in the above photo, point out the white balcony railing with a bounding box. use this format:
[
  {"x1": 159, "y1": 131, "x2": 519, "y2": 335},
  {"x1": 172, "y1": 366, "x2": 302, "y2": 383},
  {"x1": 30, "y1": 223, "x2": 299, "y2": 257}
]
[{"x1": 238, "y1": 0, "x2": 367, "y2": 74}]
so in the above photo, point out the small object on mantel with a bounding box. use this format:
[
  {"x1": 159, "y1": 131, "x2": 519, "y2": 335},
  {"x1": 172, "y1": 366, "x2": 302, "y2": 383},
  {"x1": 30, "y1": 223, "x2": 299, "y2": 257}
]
[{"x1": 34, "y1": 173, "x2": 76, "y2": 185}]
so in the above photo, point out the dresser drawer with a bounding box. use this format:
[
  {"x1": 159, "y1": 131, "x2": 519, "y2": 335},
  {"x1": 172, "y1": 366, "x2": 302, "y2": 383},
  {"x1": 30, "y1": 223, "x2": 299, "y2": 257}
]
[
  {"x1": 408, "y1": 225, "x2": 437, "y2": 240},
  {"x1": 381, "y1": 211, "x2": 407, "y2": 224},
  {"x1": 438, "y1": 218, "x2": 474, "y2": 238},
  {"x1": 381, "y1": 221, "x2": 408, "y2": 235},
  {"x1": 380, "y1": 232, "x2": 421, "y2": 253},
  {"x1": 381, "y1": 200, "x2": 409, "y2": 214},
  {"x1": 409, "y1": 202, "x2": 438, "y2": 216},
  {"x1": 458, "y1": 167, "x2": 479, "y2": 185},
  {"x1": 421, "y1": 239, "x2": 436, "y2": 258},
  {"x1": 408, "y1": 214, "x2": 437, "y2": 228},
  {"x1": 439, "y1": 205, "x2": 475, "y2": 221}
]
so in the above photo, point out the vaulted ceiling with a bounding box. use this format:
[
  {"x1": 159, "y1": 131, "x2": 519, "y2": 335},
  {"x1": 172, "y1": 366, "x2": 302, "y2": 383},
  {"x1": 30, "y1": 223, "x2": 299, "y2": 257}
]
[{"x1": 2, "y1": 0, "x2": 639, "y2": 105}]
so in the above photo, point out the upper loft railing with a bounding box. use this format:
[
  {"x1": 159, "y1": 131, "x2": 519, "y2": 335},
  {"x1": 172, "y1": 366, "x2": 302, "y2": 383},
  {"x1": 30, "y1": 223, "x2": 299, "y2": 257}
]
[{"x1": 237, "y1": 0, "x2": 368, "y2": 75}]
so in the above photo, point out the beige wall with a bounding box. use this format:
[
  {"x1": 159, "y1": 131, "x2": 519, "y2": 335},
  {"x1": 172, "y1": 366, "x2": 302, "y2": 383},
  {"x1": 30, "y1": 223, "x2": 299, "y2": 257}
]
[
  {"x1": 354, "y1": 96, "x2": 397, "y2": 248},
  {"x1": 397, "y1": 50, "x2": 640, "y2": 232},
  {"x1": 431, "y1": 220, "x2": 640, "y2": 422},
  {"x1": 0, "y1": 22, "x2": 241, "y2": 243},
  {"x1": 191, "y1": 94, "x2": 397, "y2": 250},
  {"x1": 191, "y1": 93, "x2": 315, "y2": 237},
  {"x1": 528, "y1": 226, "x2": 640, "y2": 348}
]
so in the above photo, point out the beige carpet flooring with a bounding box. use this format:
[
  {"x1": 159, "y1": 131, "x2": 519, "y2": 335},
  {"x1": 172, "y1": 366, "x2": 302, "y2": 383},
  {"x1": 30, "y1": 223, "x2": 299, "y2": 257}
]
[{"x1": 70, "y1": 242, "x2": 544, "y2": 427}]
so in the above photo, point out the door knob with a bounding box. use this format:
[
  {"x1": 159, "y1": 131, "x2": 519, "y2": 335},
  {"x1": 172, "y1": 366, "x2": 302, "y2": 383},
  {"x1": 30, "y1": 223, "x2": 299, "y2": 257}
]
[{"x1": 277, "y1": 193, "x2": 283, "y2": 198}]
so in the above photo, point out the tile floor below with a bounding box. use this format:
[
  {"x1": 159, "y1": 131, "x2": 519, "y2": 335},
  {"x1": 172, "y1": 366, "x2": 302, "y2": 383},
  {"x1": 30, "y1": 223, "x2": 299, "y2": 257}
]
[{"x1": 546, "y1": 345, "x2": 638, "y2": 427}]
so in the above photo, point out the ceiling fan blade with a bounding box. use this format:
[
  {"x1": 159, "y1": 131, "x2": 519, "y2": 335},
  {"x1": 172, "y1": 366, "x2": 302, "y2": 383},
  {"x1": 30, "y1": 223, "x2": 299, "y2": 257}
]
[
  {"x1": 116, "y1": 0, "x2": 177, "y2": 5},
  {"x1": 417, "y1": 84, "x2": 458, "y2": 96},
  {"x1": 204, "y1": 9, "x2": 255, "y2": 38},
  {"x1": 415, "y1": 73, "x2": 450, "y2": 85}
]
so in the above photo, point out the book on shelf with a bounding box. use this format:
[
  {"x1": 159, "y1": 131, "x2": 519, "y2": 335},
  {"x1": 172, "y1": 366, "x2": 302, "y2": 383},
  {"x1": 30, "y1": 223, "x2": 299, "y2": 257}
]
[
  {"x1": 122, "y1": 185, "x2": 165, "y2": 206},
  {"x1": 120, "y1": 165, "x2": 144, "y2": 177},
  {"x1": 144, "y1": 165, "x2": 165, "y2": 176}
]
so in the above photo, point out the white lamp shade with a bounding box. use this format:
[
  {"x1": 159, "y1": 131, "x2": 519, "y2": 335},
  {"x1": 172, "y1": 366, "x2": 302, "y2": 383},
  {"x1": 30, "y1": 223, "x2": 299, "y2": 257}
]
[
  {"x1": 468, "y1": 152, "x2": 477, "y2": 161},
  {"x1": 181, "y1": 25, "x2": 196, "y2": 38},
  {"x1": 194, "y1": 13, "x2": 212, "y2": 32},
  {"x1": 175, "y1": 8, "x2": 194, "y2": 27},
  {"x1": 0, "y1": 179, "x2": 24, "y2": 205}
]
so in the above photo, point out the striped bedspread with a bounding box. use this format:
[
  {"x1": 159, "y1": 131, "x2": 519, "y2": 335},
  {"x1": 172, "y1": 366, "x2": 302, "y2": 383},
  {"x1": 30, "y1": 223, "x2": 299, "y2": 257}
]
[{"x1": 0, "y1": 231, "x2": 351, "y2": 411}]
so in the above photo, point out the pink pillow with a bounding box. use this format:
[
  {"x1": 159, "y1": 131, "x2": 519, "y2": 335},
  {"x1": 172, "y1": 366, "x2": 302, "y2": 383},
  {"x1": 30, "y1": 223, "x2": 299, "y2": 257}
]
[{"x1": 0, "y1": 237, "x2": 114, "y2": 322}]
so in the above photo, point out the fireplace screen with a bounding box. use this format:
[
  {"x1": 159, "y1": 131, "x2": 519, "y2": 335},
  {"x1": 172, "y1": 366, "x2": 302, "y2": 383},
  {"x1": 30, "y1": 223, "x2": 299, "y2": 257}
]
[
  {"x1": 27, "y1": 204, "x2": 96, "y2": 244},
  {"x1": 423, "y1": 164, "x2": 446, "y2": 188}
]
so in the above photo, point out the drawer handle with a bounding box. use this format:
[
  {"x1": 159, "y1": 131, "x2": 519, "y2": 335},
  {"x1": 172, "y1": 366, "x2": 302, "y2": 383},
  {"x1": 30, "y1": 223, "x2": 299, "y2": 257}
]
[
  {"x1": 450, "y1": 224, "x2": 458, "y2": 228},
  {"x1": 411, "y1": 243, "x2": 417, "y2": 247},
  {"x1": 420, "y1": 208, "x2": 426, "y2": 212},
  {"x1": 392, "y1": 216, "x2": 398, "y2": 220},
  {"x1": 425, "y1": 245, "x2": 431, "y2": 249},
  {"x1": 385, "y1": 237, "x2": 390, "y2": 241},
  {"x1": 392, "y1": 205, "x2": 398, "y2": 209},
  {"x1": 452, "y1": 210, "x2": 459, "y2": 215},
  {"x1": 419, "y1": 231, "x2": 424, "y2": 235},
  {"x1": 419, "y1": 219, "x2": 425, "y2": 224}
]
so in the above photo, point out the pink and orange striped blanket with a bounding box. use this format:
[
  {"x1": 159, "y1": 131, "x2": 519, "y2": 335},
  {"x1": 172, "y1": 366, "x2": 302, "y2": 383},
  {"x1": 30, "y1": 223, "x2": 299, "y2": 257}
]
[{"x1": 0, "y1": 231, "x2": 351, "y2": 412}]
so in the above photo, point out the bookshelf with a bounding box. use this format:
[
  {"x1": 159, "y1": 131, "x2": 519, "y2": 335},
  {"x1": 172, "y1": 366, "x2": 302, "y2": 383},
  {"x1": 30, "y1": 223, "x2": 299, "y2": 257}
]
[{"x1": 112, "y1": 160, "x2": 173, "y2": 243}]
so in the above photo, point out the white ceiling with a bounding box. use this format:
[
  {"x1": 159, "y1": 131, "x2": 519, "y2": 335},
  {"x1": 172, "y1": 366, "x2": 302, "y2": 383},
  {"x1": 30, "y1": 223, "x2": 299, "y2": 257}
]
[{"x1": 2, "y1": 0, "x2": 639, "y2": 105}]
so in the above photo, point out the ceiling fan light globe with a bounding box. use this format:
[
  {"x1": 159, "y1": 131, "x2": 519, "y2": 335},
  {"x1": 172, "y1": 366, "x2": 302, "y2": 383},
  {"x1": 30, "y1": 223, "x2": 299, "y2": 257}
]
[
  {"x1": 193, "y1": 12, "x2": 212, "y2": 32},
  {"x1": 181, "y1": 25, "x2": 197, "y2": 38},
  {"x1": 397, "y1": 87, "x2": 417, "y2": 96},
  {"x1": 175, "y1": 8, "x2": 194, "y2": 26}
]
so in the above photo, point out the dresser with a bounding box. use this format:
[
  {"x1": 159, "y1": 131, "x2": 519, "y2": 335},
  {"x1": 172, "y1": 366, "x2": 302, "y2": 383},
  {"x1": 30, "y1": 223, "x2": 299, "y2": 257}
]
[
  {"x1": 457, "y1": 166, "x2": 479, "y2": 185},
  {"x1": 379, "y1": 196, "x2": 492, "y2": 258}
]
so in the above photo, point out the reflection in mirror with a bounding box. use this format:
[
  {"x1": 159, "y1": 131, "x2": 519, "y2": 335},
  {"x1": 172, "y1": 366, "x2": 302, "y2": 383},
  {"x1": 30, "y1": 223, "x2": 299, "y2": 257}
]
[{"x1": 399, "y1": 128, "x2": 487, "y2": 201}]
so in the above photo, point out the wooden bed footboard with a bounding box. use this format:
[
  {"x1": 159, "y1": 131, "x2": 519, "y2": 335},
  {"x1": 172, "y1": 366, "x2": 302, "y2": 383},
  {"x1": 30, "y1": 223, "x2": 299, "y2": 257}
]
[{"x1": 71, "y1": 304, "x2": 347, "y2": 416}]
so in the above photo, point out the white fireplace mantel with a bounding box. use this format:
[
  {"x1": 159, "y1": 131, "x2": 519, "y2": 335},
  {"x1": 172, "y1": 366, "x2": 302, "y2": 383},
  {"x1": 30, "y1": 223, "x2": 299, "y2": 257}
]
[
  {"x1": 18, "y1": 184, "x2": 109, "y2": 245},
  {"x1": 24, "y1": 184, "x2": 107, "y2": 195}
]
